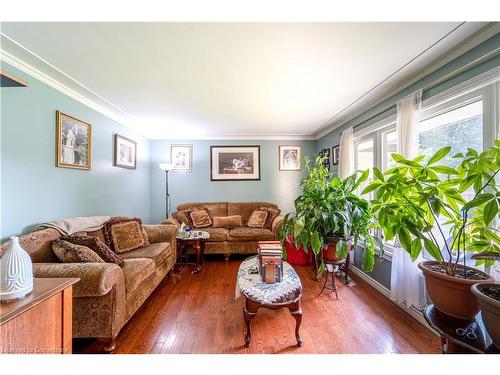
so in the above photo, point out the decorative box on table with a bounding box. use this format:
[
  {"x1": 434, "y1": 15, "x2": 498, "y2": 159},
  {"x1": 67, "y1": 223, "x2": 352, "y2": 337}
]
[{"x1": 257, "y1": 241, "x2": 283, "y2": 284}]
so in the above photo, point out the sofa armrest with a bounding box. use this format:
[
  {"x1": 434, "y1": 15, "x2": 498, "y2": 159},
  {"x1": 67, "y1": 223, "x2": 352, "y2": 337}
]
[
  {"x1": 272, "y1": 215, "x2": 284, "y2": 240},
  {"x1": 161, "y1": 218, "x2": 181, "y2": 228},
  {"x1": 33, "y1": 262, "x2": 124, "y2": 298}
]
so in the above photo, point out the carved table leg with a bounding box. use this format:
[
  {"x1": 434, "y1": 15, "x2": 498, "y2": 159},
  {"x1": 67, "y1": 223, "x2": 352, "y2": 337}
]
[
  {"x1": 192, "y1": 239, "x2": 202, "y2": 273},
  {"x1": 102, "y1": 335, "x2": 117, "y2": 353},
  {"x1": 244, "y1": 299, "x2": 257, "y2": 347},
  {"x1": 288, "y1": 301, "x2": 303, "y2": 347}
]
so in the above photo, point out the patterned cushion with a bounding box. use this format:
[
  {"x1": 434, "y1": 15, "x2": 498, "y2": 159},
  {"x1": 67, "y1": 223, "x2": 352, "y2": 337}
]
[
  {"x1": 202, "y1": 227, "x2": 230, "y2": 242},
  {"x1": 172, "y1": 211, "x2": 192, "y2": 226},
  {"x1": 52, "y1": 239, "x2": 104, "y2": 263},
  {"x1": 61, "y1": 235, "x2": 125, "y2": 266},
  {"x1": 104, "y1": 217, "x2": 148, "y2": 253},
  {"x1": 212, "y1": 215, "x2": 242, "y2": 229},
  {"x1": 247, "y1": 210, "x2": 269, "y2": 228},
  {"x1": 259, "y1": 207, "x2": 281, "y2": 230},
  {"x1": 120, "y1": 242, "x2": 172, "y2": 266},
  {"x1": 228, "y1": 228, "x2": 274, "y2": 242},
  {"x1": 121, "y1": 258, "x2": 155, "y2": 294},
  {"x1": 190, "y1": 209, "x2": 212, "y2": 228}
]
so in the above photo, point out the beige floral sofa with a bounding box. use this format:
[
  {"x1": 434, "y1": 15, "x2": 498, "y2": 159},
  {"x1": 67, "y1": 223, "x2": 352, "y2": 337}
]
[
  {"x1": 164, "y1": 202, "x2": 284, "y2": 258},
  {"x1": 0, "y1": 222, "x2": 177, "y2": 352}
]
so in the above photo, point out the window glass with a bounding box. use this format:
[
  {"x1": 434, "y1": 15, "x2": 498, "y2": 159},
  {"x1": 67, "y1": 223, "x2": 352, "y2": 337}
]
[
  {"x1": 355, "y1": 138, "x2": 374, "y2": 197},
  {"x1": 383, "y1": 130, "x2": 398, "y2": 171}
]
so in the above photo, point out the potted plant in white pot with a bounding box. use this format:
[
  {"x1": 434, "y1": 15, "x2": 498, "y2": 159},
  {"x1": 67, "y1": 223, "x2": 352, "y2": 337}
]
[
  {"x1": 362, "y1": 141, "x2": 500, "y2": 319},
  {"x1": 281, "y1": 156, "x2": 379, "y2": 279}
]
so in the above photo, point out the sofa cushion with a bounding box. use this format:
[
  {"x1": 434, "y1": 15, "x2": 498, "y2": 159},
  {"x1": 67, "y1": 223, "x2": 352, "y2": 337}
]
[
  {"x1": 61, "y1": 235, "x2": 125, "y2": 266},
  {"x1": 52, "y1": 239, "x2": 105, "y2": 263},
  {"x1": 0, "y1": 228, "x2": 61, "y2": 263},
  {"x1": 212, "y1": 215, "x2": 242, "y2": 229},
  {"x1": 172, "y1": 211, "x2": 191, "y2": 226},
  {"x1": 260, "y1": 207, "x2": 281, "y2": 229},
  {"x1": 104, "y1": 217, "x2": 148, "y2": 253},
  {"x1": 227, "y1": 202, "x2": 278, "y2": 224},
  {"x1": 177, "y1": 202, "x2": 228, "y2": 219},
  {"x1": 247, "y1": 210, "x2": 269, "y2": 228},
  {"x1": 121, "y1": 258, "x2": 155, "y2": 294},
  {"x1": 190, "y1": 209, "x2": 212, "y2": 228},
  {"x1": 203, "y1": 227, "x2": 230, "y2": 242},
  {"x1": 228, "y1": 227, "x2": 274, "y2": 242},
  {"x1": 120, "y1": 242, "x2": 172, "y2": 266}
]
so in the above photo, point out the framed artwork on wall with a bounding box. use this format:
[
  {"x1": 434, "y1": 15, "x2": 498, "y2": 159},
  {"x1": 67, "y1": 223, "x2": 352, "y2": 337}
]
[
  {"x1": 210, "y1": 145, "x2": 260, "y2": 181},
  {"x1": 55, "y1": 111, "x2": 92, "y2": 170},
  {"x1": 279, "y1": 145, "x2": 301, "y2": 171},
  {"x1": 114, "y1": 134, "x2": 137, "y2": 169},
  {"x1": 332, "y1": 145, "x2": 340, "y2": 166},
  {"x1": 170, "y1": 144, "x2": 192, "y2": 172},
  {"x1": 319, "y1": 148, "x2": 330, "y2": 170}
]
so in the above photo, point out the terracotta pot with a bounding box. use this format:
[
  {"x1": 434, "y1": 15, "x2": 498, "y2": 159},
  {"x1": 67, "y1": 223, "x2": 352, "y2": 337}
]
[
  {"x1": 471, "y1": 283, "x2": 500, "y2": 349},
  {"x1": 321, "y1": 238, "x2": 351, "y2": 264},
  {"x1": 418, "y1": 261, "x2": 494, "y2": 320}
]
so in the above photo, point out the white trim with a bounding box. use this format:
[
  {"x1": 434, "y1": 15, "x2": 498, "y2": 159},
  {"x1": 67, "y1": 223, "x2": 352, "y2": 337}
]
[
  {"x1": 148, "y1": 133, "x2": 315, "y2": 141},
  {"x1": 349, "y1": 265, "x2": 437, "y2": 335},
  {"x1": 314, "y1": 23, "x2": 500, "y2": 140}
]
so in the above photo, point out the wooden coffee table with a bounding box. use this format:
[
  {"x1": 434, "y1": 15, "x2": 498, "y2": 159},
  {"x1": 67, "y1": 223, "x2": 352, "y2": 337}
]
[
  {"x1": 176, "y1": 231, "x2": 209, "y2": 273},
  {"x1": 236, "y1": 256, "x2": 303, "y2": 347}
]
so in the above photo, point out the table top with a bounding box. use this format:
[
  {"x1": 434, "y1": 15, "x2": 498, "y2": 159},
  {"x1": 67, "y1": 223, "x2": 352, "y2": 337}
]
[
  {"x1": 1, "y1": 278, "x2": 79, "y2": 325},
  {"x1": 423, "y1": 305, "x2": 499, "y2": 354},
  {"x1": 176, "y1": 230, "x2": 209, "y2": 241},
  {"x1": 235, "y1": 256, "x2": 302, "y2": 305}
]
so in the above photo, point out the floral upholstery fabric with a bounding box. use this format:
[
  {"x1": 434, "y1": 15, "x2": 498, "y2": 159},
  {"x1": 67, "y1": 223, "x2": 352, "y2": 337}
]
[
  {"x1": 121, "y1": 258, "x2": 155, "y2": 294},
  {"x1": 189, "y1": 209, "x2": 212, "y2": 228},
  {"x1": 202, "y1": 227, "x2": 230, "y2": 242},
  {"x1": 247, "y1": 210, "x2": 269, "y2": 228},
  {"x1": 120, "y1": 242, "x2": 172, "y2": 266},
  {"x1": 61, "y1": 235, "x2": 125, "y2": 266},
  {"x1": 104, "y1": 217, "x2": 148, "y2": 253},
  {"x1": 0, "y1": 228, "x2": 61, "y2": 263},
  {"x1": 228, "y1": 227, "x2": 274, "y2": 242},
  {"x1": 52, "y1": 239, "x2": 105, "y2": 263}
]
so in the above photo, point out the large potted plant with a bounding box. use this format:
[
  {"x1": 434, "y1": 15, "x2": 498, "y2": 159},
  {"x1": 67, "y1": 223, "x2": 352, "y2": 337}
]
[
  {"x1": 281, "y1": 157, "x2": 378, "y2": 279},
  {"x1": 362, "y1": 142, "x2": 500, "y2": 319}
]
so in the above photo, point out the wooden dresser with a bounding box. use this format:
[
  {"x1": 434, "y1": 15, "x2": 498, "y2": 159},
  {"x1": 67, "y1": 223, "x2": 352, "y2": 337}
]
[{"x1": 1, "y1": 278, "x2": 79, "y2": 354}]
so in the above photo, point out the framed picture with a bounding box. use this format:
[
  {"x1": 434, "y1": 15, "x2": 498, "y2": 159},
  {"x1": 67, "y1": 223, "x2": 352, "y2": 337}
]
[
  {"x1": 210, "y1": 145, "x2": 260, "y2": 181},
  {"x1": 114, "y1": 134, "x2": 137, "y2": 169},
  {"x1": 319, "y1": 148, "x2": 330, "y2": 170},
  {"x1": 332, "y1": 145, "x2": 340, "y2": 166},
  {"x1": 171, "y1": 144, "x2": 192, "y2": 172},
  {"x1": 55, "y1": 111, "x2": 91, "y2": 170},
  {"x1": 279, "y1": 145, "x2": 301, "y2": 171}
]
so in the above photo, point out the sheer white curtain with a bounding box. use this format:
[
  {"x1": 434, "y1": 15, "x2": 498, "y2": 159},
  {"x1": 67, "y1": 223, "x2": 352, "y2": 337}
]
[
  {"x1": 390, "y1": 90, "x2": 427, "y2": 309},
  {"x1": 338, "y1": 127, "x2": 354, "y2": 179}
]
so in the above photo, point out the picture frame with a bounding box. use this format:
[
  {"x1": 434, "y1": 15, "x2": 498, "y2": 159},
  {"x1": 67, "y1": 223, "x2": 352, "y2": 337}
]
[
  {"x1": 114, "y1": 134, "x2": 137, "y2": 169},
  {"x1": 319, "y1": 148, "x2": 330, "y2": 170},
  {"x1": 279, "y1": 145, "x2": 301, "y2": 171},
  {"x1": 210, "y1": 145, "x2": 260, "y2": 181},
  {"x1": 332, "y1": 145, "x2": 340, "y2": 166},
  {"x1": 55, "y1": 111, "x2": 92, "y2": 170},
  {"x1": 170, "y1": 144, "x2": 192, "y2": 172}
]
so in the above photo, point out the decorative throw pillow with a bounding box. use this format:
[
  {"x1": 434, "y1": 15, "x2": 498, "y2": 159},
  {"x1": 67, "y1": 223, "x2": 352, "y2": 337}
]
[
  {"x1": 173, "y1": 210, "x2": 192, "y2": 226},
  {"x1": 61, "y1": 235, "x2": 125, "y2": 266},
  {"x1": 213, "y1": 215, "x2": 243, "y2": 229},
  {"x1": 247, "y1": 210, "x2": 269, "y2": 228},
  {"x1": 190, "y1": 209, "x2": 212, "y2": 228},
  {"x1": 52, "y1": 239, "x2": 105, "y2": 263},
  {"x1": 259, "y1": 207, "x2": 281, "y2": 229},
  {"x1": 104, "y1": 217, "x2": 148, "y2": 253}
]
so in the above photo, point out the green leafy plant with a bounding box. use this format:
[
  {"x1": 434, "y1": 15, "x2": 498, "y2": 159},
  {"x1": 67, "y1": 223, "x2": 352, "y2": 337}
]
[
  {"x1": 281, "y1": 156, "x2": 377, "y2": 277},
  {"x1": 362, "y1": 140, "x2": 500, "y2": 277}
]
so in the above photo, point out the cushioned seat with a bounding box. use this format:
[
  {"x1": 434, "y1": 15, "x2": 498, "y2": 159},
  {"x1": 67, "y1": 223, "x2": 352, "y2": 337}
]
[
  {"x1": 120, "y1": 242, "x2": 172, "y2": 266},
  {"x1": 121, "y1": 258, "x2": 155, "y2": 293},
  {"x1": 228, "y1": 227, "x2": 274, "y2": 242},
  {"x1": 203, "y1": 227, "x2": 229, "y2": 242}
]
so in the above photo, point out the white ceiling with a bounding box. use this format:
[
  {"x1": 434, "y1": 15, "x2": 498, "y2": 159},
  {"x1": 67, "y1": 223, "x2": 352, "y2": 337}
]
[{"x1": 0, "y1": 22, "x2": 491, "y2": 139}]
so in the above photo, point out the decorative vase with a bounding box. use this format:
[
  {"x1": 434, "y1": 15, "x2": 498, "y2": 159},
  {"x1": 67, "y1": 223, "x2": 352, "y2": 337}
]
[{"x1": 0, "y1": 236, "x2": 33, "y2": 302}]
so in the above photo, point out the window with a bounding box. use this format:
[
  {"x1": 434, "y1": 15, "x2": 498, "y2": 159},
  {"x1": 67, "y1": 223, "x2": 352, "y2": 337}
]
[{"x1": 355, "y1": 138, "x2": 375, "y2": 196}]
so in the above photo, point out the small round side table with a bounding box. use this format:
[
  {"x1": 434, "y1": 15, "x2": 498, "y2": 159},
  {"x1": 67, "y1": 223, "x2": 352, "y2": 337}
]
[{"x1": 175, "y1": 230, "x2": 209, "y2": 273}]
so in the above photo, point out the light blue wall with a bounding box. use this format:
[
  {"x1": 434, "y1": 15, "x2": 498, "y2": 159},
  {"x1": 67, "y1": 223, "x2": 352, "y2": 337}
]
[
  {"x1": 1, "y1": 63, "x2": 152, "y2": 241},
  {"x1": 150, "y1": 140, "x2": 316, "y2": 224}
]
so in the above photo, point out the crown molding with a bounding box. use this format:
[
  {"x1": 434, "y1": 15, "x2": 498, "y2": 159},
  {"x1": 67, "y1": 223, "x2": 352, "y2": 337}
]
[
  {"x1": 148, "y1": 134, "x2": 315, "y2": 141},
  {"x1": 313, "y1": 22, "x2": 500, "y2": 140}
]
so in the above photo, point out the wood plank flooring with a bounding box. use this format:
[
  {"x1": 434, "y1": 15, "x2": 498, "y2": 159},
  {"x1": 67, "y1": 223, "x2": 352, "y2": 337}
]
[{"x1": 74, "y1": 256, "x2": 441, "y2": 354}]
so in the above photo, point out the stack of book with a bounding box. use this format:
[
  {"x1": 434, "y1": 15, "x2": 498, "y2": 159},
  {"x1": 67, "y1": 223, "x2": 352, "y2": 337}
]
[{"x1": 257, "y1": 241, "x2": 283, "y2": 284}]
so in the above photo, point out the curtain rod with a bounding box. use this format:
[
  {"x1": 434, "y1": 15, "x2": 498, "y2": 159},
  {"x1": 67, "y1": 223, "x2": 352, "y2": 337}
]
[{"x1": 351, "y1": 46, "x2": 500, "y2": 132}]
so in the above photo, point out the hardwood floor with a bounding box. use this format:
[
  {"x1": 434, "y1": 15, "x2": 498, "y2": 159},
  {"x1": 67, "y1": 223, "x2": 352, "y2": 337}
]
[{"x1": 74, "y1": 256, "x2": 441, "y2": 354}]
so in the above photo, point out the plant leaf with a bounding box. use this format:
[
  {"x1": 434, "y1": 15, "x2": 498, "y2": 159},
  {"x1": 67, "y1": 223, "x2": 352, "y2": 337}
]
[
  {"x1": 423, "y1": 239, "x2": 442, "y2": 262},
  {"x1": 427, "y1": 146, "x2": 451, "y2": 165},
  {"x1": 483, "y1": 199, "x2": 498, "y2": 225},
  {"x1": 462, "y1": 193, "x2": 495, "y2": 212}
]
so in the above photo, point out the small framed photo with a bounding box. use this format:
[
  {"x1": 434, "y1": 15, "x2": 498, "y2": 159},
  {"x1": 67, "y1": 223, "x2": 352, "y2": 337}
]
[
  {"x1": 56, "y1": 111, "x2": 92, "y2": 170},
  {"x1": 171, "y1": 144, "x2": 192, "y2": 172},
  {"x1": 211, "y1": 145, "x2": 260, "y2": 181},
  {"x1": 114, "y1": 134, "x2": 137, "y2": 169},
  {"x1": 279, "y1": 145, "x2": 301, "y2": 171},
  {"x1": 319, "y1": 148, "x2": 330, "y2": 170},
  {"x1": 332, "y1": 145, "x2": 340, "y2": 166}
]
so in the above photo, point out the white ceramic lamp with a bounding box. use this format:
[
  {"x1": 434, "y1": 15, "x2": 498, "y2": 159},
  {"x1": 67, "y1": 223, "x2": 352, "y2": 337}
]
[{"x1": 0, "y1": 236, "x2": 33, "y2": 301}]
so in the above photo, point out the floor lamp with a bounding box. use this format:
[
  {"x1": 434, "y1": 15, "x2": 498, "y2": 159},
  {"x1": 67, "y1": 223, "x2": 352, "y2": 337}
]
[{"x1": 159, "y1": 163, "x2": 173, "y2": 219}]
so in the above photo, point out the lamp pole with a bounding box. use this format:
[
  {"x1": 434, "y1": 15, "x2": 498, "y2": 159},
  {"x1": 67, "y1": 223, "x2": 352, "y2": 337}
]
[{"x1": 165, "y1": 169, "x2": 170, "y2": 219}]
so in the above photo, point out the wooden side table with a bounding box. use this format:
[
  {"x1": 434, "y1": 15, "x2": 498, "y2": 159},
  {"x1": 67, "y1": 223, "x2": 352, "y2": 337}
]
[
  {"x1": 176, "y1": 231, "x2": 209, "y2": 274},
  {"x1": 423, "y1": 304, "x2": 499, "y2": 354},
  {"x1": 1, "y1": 278, "x2": 79, "y2": 354}
]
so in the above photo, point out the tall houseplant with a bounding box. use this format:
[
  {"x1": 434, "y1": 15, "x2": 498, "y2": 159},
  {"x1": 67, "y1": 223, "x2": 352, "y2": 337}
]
[
  {"x1": 281, "y1": 157, "x2": 377, "y2": 278},
  {"x1": 362, "y1": 141, "x2": 500, "y2": 319}
]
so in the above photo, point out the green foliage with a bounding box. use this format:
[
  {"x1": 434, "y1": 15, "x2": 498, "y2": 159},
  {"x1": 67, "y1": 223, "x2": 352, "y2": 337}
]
[
  {"x1": 362, "y1": 140, "x2": 500, "y2": 276},
  {"x1": 280, "y1": 156, "x2": 377, "y2": 278}
]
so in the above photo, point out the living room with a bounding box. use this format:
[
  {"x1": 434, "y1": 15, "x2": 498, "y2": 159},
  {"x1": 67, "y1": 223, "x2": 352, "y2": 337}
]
[{"x1": 1, "y1": 1, "x2": 499, "y2": 372}]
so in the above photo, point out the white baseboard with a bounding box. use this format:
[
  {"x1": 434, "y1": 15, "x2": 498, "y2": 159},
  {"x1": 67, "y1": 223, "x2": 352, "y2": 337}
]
[{"x1": 349, "y1": 265, "x2": 438, "y2": 336}]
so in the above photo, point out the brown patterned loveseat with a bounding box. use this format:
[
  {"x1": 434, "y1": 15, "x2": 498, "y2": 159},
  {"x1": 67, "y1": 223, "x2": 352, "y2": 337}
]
[
  {"x1": 0, "y1": 222, "x2": 177, "y2": 352},
  {"x1": 163, "y1": 202, "x2": 283, "y2": 258}
]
